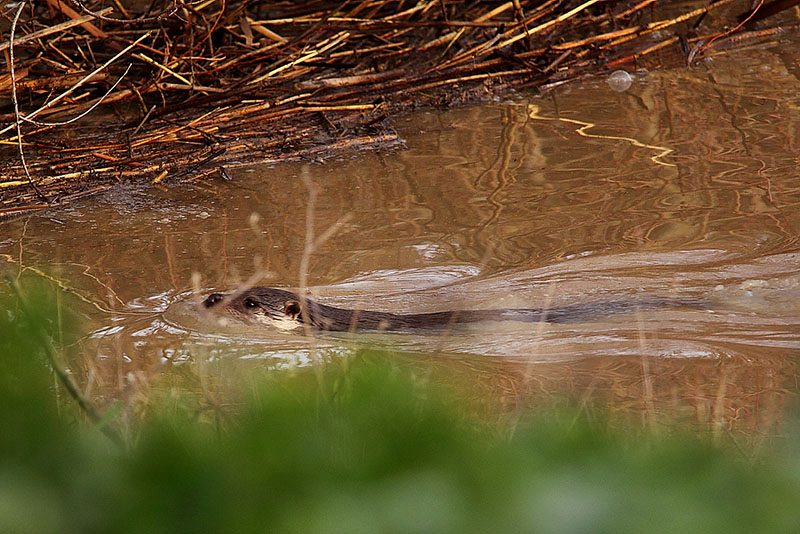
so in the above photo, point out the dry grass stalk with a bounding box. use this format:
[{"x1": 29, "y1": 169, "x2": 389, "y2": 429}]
[{"x1": 0, "y1": 0, "x2": 787, "y2": 215}]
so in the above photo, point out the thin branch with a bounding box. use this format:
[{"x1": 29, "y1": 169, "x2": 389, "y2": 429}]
[
  {"x1": 22, "y1": 64, "x2": 133, "y2": 127},
  {"x1": 9, "y1": 1, "x2": 48, "y2": 203},
  {"x1": 69, "y1": 0, "x2": 178, "y2": 24},
  {"x1": 0, "y1": 7, "x2": 113, "y2": 53},
  {"x1": 0, "y1": 32, "x2": 151, "y2": 139}
]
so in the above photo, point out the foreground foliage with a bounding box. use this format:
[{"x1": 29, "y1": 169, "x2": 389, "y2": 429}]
[{"x1": 2, "y1": 285, "x2": 800, "y2": 533}]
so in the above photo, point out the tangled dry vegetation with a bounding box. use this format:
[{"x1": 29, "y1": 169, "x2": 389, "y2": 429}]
[{"x1": 0, "y1": 0, "x2": 794, "y2": 215}]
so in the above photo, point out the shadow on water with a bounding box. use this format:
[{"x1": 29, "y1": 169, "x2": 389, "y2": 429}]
[{"x1": 2, "y1": 37, "x2": 800, "y2": 441}]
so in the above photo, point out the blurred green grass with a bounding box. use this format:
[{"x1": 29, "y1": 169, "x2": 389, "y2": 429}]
[{"x1": 3, "y1": 282, "x2": 800, "y2": 534}]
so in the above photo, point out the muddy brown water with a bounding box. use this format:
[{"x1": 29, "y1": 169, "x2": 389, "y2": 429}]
[{"x1": 3, "y1": 43, "x2": 800, "y2": 441}]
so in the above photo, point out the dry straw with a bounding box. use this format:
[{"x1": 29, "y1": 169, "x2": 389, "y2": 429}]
[{"x1": 0, "y1": 0, "x2": 792, "y2": 215}]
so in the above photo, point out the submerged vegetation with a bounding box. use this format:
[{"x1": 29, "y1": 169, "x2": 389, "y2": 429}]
[
  {"x1": 3, "y1": 281, "x2": 800, "y2": 533},
  {"x1": 1, "y1": 0, "x2": 795, "y2": 215}
]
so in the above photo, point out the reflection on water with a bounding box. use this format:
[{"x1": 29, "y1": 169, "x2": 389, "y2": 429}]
[{"x1": 3, "y1": 39, "x2": 800, "y2": 441}]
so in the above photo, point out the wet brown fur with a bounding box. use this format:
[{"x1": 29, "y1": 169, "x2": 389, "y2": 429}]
[{"x1": 203, "y1": 287, "x2": 707, "y2": 332}]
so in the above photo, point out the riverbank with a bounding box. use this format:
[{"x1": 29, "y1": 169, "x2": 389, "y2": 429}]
[{"x1": 1, "y1": 0, "x2": 791, "y2": 215}]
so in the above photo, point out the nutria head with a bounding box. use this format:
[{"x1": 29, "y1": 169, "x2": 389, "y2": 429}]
[{"x1": 202, "y1": 287, "x2": 303, "y2": 330}]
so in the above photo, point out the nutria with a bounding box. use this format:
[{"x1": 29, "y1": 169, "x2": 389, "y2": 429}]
[{"x1": 202, "y1": 287, "x2": 706, "y2": 332}]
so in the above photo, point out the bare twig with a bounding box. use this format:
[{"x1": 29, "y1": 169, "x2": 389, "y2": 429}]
[
  {"x1": 8, "y1": 1, "x2": 48, "y2": 203},
  {"x1": 0, "y1": 7, "x2": 113, "y2": 53},
  {"x1": 22, "y1": 64, "x2": 132, "y2": 127},
  {"x1": 69, "y1": 0, "x2": 178, "y2": 24},
  {"x1": 0, "y1": 32, "x2": 151, "y2": 139}
]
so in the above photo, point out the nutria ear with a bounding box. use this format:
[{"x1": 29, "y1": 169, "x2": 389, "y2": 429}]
[{"x1": 284, "y1": 300, "x2": 301, "y2": 318}]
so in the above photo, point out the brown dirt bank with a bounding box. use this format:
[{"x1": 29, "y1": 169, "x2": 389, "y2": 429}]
[{"x1": 0, "y1": 0, "x2": 794, "y2": 216}]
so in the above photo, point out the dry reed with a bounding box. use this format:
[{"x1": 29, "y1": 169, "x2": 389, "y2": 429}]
[{"x1": 0, "y1": 0, "x2": 793, "y2": 215}]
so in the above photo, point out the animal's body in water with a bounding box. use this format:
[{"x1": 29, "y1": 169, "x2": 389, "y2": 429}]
[{"x1": 202, "y1": 287, "x2": 708, "y2": 332}]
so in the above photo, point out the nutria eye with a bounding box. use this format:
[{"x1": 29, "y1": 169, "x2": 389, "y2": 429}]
[{"x1": 243, "y1": 297, "x2": 258, "y2": 309}]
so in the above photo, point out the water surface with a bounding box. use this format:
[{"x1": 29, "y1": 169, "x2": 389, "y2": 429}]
[{"x1": 3, "y1": 39, "x2": 800, "y2": 441}]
